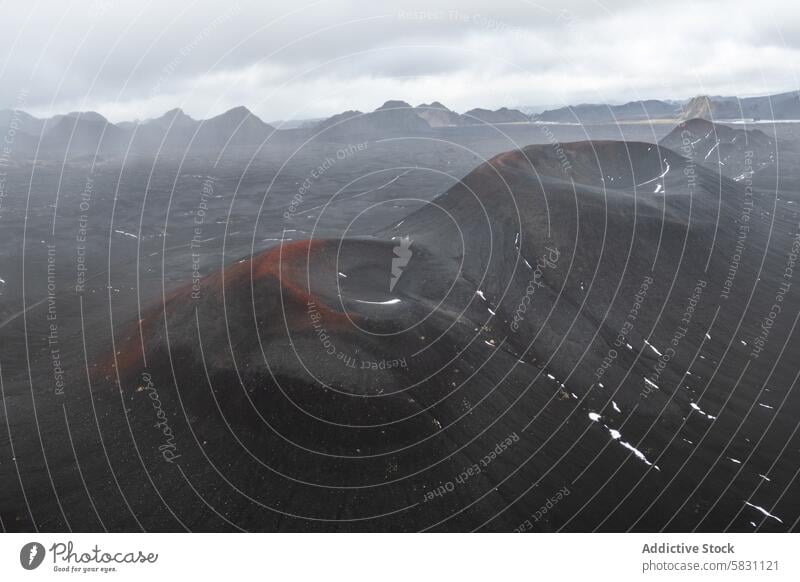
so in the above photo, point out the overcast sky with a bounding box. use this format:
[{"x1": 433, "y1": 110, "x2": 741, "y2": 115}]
[{"x1": 1, "y1": 0, "x2": 798, "y2": 122}]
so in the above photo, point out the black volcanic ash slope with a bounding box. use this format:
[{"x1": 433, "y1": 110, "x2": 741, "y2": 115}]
[
  {"x1": 3, "y1": 139, "x2": 799, "y2": 532},
  {"x1": 659, "y1": 118, "x2": 776, "y2": 180},
  {"x1": 660, "y1": 117, "x2": 800, "y2": 193}
]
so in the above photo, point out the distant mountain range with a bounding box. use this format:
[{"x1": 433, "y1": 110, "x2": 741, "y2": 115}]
[
  {"x1": 535, "y1": 99, "x2": 682, "y2": 124},
  {"x1": 0, "y1": 100, "x2": 533, "y2": 158},
  {"x1": 534, "y1": 91, "x2": 800, "y2": 123},
  {"x1": 313, "y1": 100, "x2": 532, "y2": 137},
  {"x1": 315, "y1": 100, "x2": 435, "y2": 137},
  {"x1": 0, "y1": 106, "x2": 278, "y2": 160},
  {"x1": 679, "y1": 92, "x2": 800, "y2": 121},
  {"x1": 1, "y1": 90, "x2": 798, "y2": 160}
]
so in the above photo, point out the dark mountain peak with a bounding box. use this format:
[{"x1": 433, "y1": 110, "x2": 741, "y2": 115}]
[
  {"x1": 201, "y1": 106, "x2": 274, "y2": 135},
  {"x1": 414, "y1": 101, "x2": 463, "y2": 127},
  {"x1": 660, "y1": 117, "x2": 777, "y2": 180},
  {"x1": 45, "y1": 111, "x2": 117, "y2": 137},
  {"x1": 315, "y1": 101, "x2": 431, "y2": 137},
  {"x1": 465, "y1": 107, "x2": 492, "y2": 115},
  {"x1": 663, "y1": 117, "x2": 722, "y2": 139},
  {"x1": 417, "y1": 101, "x2": 449, "y2": 110},
  {"x1": 376, "y1": 100, "x2": 413, "y2": 111},
  {"x1": 676, "y1": 117, "x2": 715, "y2": 132},
  {"x1": 147, "y1": 107, "x2": 195, "y2": 127},
  {"x1": 162, "y1": 107, "x2": 192, "y2": 120},
  {"x1": 71, "y1": 110, "x2": 107, "y2": 121},
  {"x1": 662, "y1": 117, "x2": 773, "y2": 148},
  {"x1": 53, "y1": 111, "x2": 111, "y2": 125},
  {"x1": 463, "y1": 107, "x2": 529, "y2": 124},
  {"x1": 331, "y1": 110, "x2": 363, "y2": 119},
  {"x1": 216, "y1": 105, "x2": 255, "y2": 119}
]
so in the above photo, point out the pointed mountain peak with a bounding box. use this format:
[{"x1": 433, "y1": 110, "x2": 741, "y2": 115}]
[
  {"x1": 376, "y1": 100, "x2": 413, "y2": 111},
  {"x1": 65, "y1": 111, "x2": 110, "y2": 124},
  {"x1": 217, "y1": 105, "x2": 256, "y2": 119},
  {"x1": 162, "y1": 107, "x2": 192, "y2": 119},
  {"x1": 146, "y1": 108, "x2": 195, "y2": 127},
  {"x1": 417, "y1": 101, "x2": 450, "y2": 111},
  {"x1": 207, "y1": 106, "x2": 273, "y2": 129}
]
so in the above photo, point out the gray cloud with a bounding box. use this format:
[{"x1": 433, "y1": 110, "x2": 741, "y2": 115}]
[{"x1": 1, "y1": 0, "x2": 798, "y2": 122}]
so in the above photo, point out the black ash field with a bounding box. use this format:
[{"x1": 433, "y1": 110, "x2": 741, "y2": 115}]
[{"x1": 1, "y1": 109, "x2": 800, "y2": 531}]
